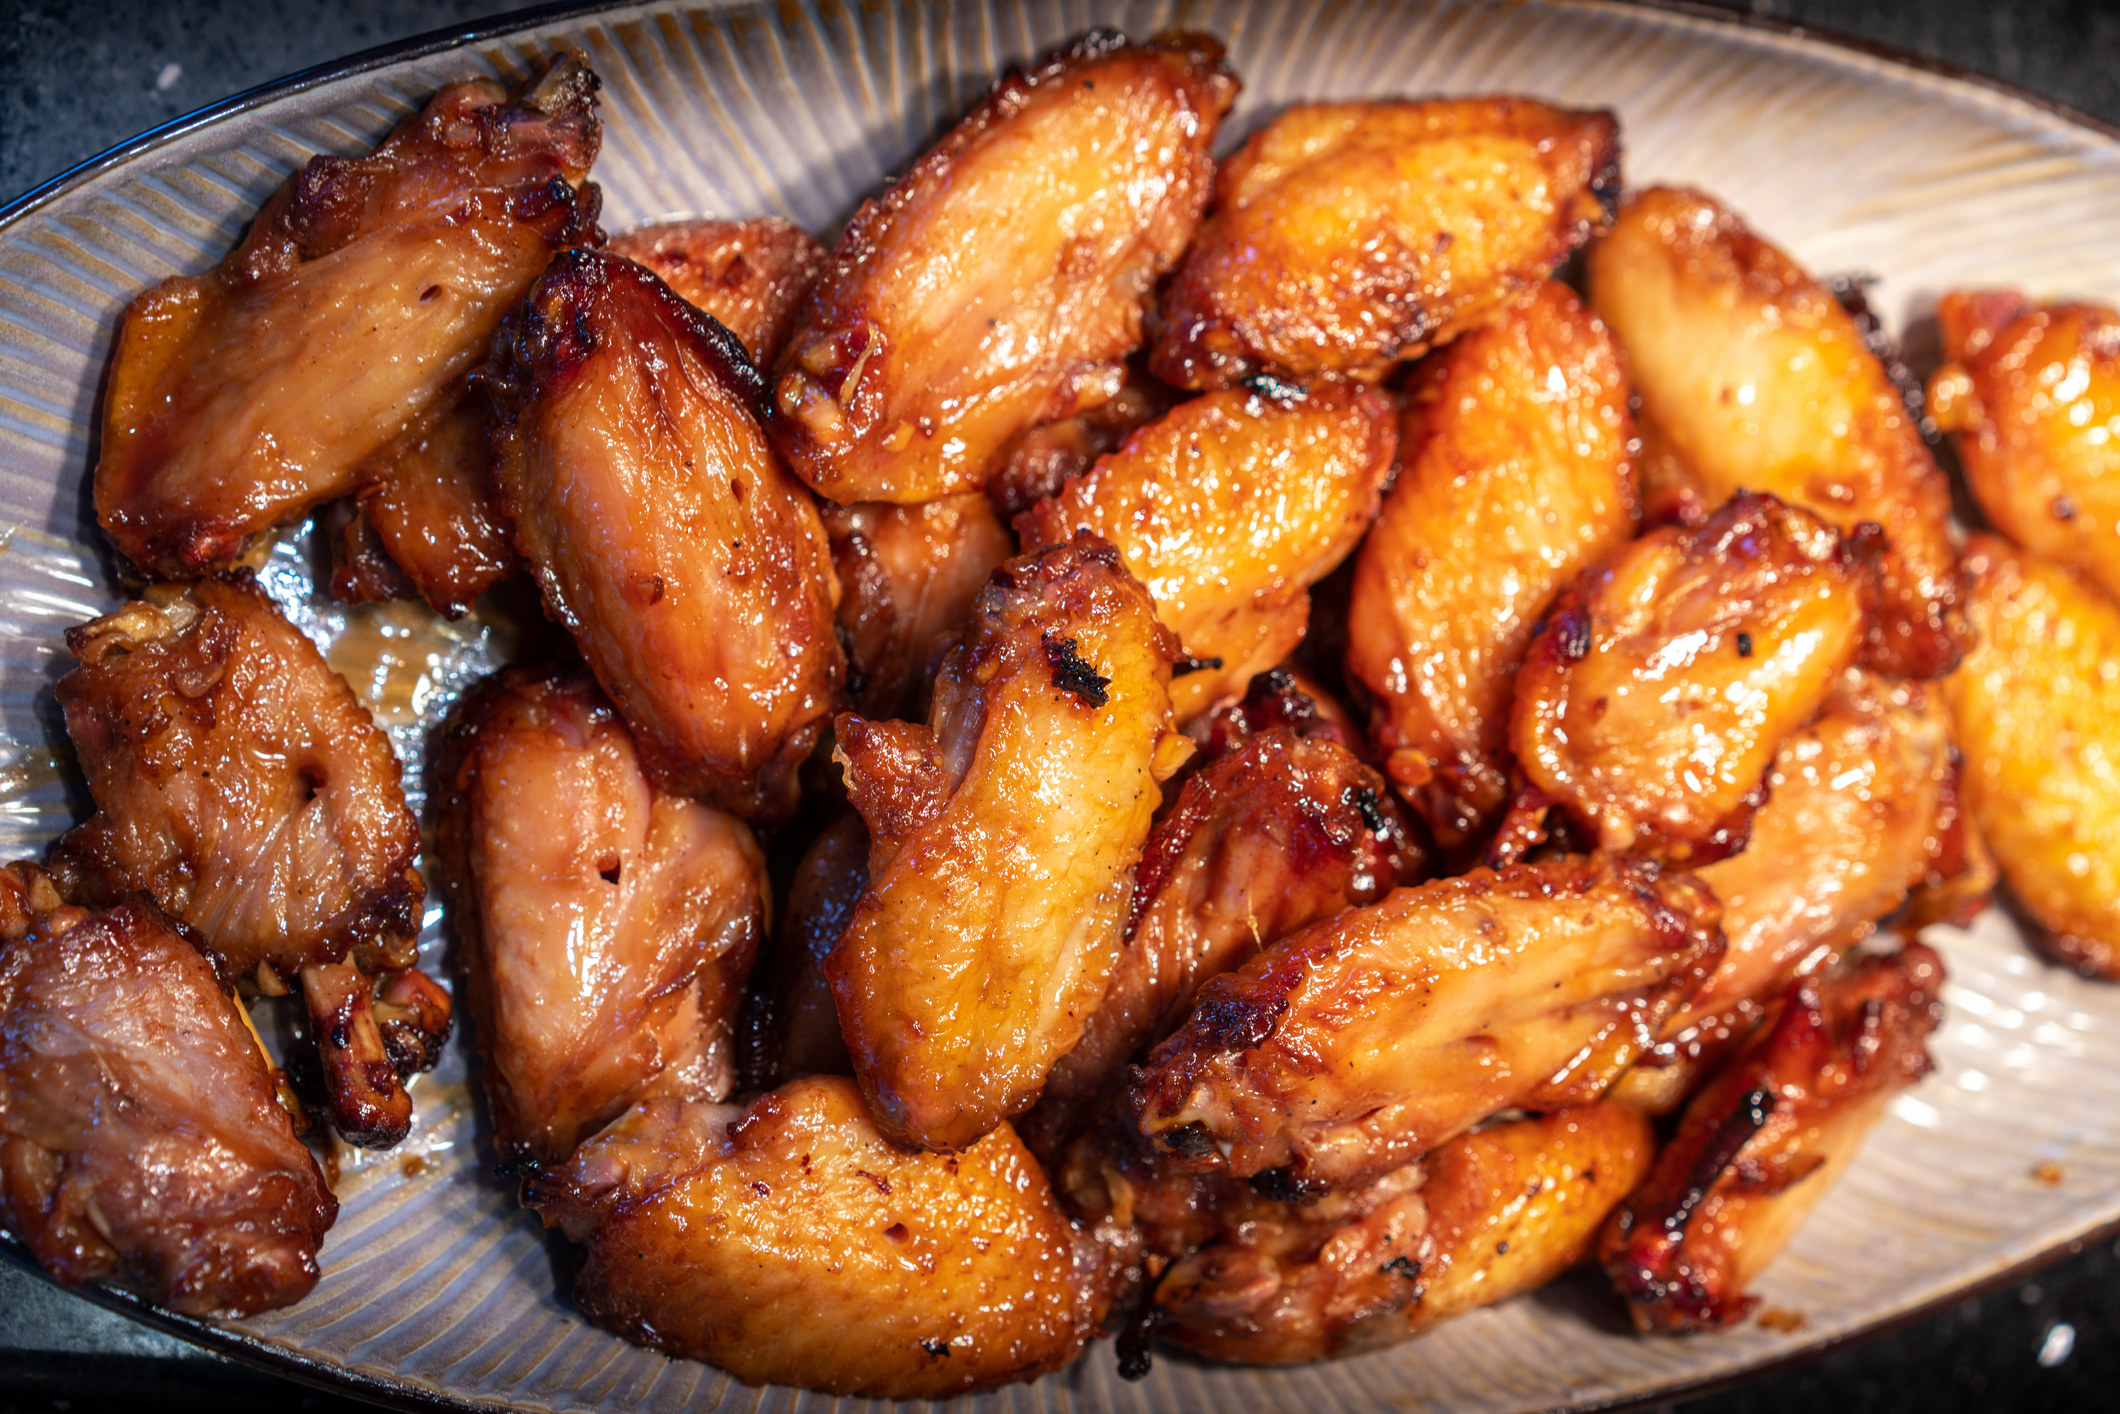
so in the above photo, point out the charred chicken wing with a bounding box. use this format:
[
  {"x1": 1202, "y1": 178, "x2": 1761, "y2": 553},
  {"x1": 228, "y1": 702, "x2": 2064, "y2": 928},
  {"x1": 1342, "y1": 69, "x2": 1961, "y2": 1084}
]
[
  {"x1": 434, "y1": 669, "x2": 766, "y2": 1165},
  {"x1": 1016, "y1": 380, "x2": 1396, "y2": 721},
  {"x1": 0, "y1": 870, "x2": 336, "y2": 1317},
  {"x1": 489, "y1": 248, "x2": 843, "y2": 819},
  {"x1": 826, "y1": 533, "x2": 1187, "y2": 1150},
  {"x1": 1347, "y1": 280, "x2": 1638, "y2": 849},
  {"x1": 1586, "y1": 188, "x2": 1964, "y2": 678},
  {"x1": 1150, "y1": 98, "x2": 1619, "y2": 389},
  {"x1": 771, "y1": 32, "x2": 1236, "y2": 503},
  {"x1": 526, "y1": 1076, "x2": 1109, "y2": 1398},
  {"x1": 96, "y1": 57, "x2": 600, "y2": 578},
  {"x1": 606, "y1": 217, "x2": 825, "y2": 365}
]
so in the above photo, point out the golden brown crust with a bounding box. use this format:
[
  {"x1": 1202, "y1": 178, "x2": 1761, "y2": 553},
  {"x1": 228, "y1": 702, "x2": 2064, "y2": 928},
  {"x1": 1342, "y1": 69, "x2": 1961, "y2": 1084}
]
[
  {"x1": 1017, "y1": 380, "x2": 1396, "y2": 721},
  {"x1": 1347, "y1": 281, "x2": 1638, "y2": 849},
  {"x1": 1942, "y1": 536, "x2": 2120, "y2": 977},
  {"x1": 1586, "y1": 187, "x2": 1965, "y2": 678},
  {"x1": 1150, "y1": 98, "x2": 1619, "y2": 388},
  {"x1": 770, "y1": 32, "x2": 1236, "y2": 503},
  {"x1": 488, "y1": 248, "x2": 844, "y2": 820},
  {"x1": 1509, "y1": 492, "x2": 1874, "y2": 864},
  {"x1": 607, "y1": 217, "x2": 825, "y2": 366},
  {"x1": 96, "y1": 57, "x2": 600, "y2": 578},
  {"x1": 826, "y1": 533, "x2": 1184, "y2": 1150}
]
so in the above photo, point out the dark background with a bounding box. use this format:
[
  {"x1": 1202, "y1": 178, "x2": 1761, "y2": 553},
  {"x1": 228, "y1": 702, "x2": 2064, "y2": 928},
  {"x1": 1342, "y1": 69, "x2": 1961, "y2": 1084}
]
[{"x1": 2, "y1": 0, "x2": 2117, "y2": 1410}]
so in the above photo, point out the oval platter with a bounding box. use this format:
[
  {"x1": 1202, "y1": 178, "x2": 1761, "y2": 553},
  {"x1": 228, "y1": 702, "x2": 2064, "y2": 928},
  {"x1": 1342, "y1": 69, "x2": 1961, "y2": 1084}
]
[{"x1": 3, "y1": 1, "x2": 2119, "y2": 1410}]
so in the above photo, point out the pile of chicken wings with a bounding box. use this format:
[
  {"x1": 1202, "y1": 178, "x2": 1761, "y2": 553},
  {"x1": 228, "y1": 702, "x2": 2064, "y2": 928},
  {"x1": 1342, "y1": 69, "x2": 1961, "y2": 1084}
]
[{"x1": 5, "y1": 27, "x2": 2119, "y2": 1399}]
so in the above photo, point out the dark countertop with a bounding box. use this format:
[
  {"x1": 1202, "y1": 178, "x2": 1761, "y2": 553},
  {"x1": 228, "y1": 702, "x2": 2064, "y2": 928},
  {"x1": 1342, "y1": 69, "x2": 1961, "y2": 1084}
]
[{"x1": 1, "y1": 1, "x2": 2115, "y2": 1410}]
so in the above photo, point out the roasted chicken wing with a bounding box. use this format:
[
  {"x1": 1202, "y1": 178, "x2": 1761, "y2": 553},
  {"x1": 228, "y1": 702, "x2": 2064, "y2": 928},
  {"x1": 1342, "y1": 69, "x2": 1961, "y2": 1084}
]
[
  {"x1": 1150, "y1": 98, "x2": 1618, "y2": 389},
  {"x1": 1585, "y1": 188, "x2": 1964, "y2": 678},
  {"x1": 526, "y1": 1077, "x2": 1109, "y2": 1398},
  {"x1": 1347, "y1": 280, "x2": 1638, "y2": 849},
  {"x1": 489, "y1": 248, "x2": 843, "y2": 819},
  {"x1": 433, "y1": 669, "x2": 766, "y2": 1165},
  {"x1": 0, "y1": 868, "x2": 336, "y2": 1317},
  {"x1": 826, "y1": 533, "x2": 1187, "y2": 1150},
  {"x1": 1017, "y1": 380, "x2": 1396, "y2": 720},
  {"x1": 1130, "y1": 853, "x2": 1722, "y2": 1191},
  {"x1": 985, "y1": 362, "x2": 1177, "y2": 519},
  {"x1": 1931, "y1": 292, "x2": 2120, "y2": 605},
  {"x1": 1602, "y1": 943, "x2": 1943, "y2": 1332},
  {"x1": 1509, "y1": 492, "x2": 1874, "y2": 864},
  {"x1": 606, "y1": 217, "x2": 825, "y2": 365},
  {"x1": 96, "y1": 57, "x2": 601, "y2": 578},
  {"x1": 770, "y1": 32, "x2": 1236, "y2": 504},
  {"x1": 1943, "y1": 536, "x2": 2120, "y2": 978}
]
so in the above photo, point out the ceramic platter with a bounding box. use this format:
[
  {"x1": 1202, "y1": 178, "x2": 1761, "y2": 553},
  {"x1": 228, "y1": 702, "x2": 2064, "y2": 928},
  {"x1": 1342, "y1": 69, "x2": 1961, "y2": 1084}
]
[{"x1": 2, "y1": 1, "x2": 2118, "y2": 1410}]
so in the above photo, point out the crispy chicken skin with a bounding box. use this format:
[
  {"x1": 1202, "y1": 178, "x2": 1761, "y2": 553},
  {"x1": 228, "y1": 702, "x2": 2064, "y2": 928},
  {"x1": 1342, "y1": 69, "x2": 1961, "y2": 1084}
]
[
  {"x1": 0, "y1": 871, "x2": 336, "y2": 1317},
  {"x1": 1942, "y1": 536, "x2": 2120, "y2": 978},
  {"x1": 1602, "y1": 943, "x2": 1943, "y2": 1333},
  {"x1": 771, "y1": 32, "x2": 1236, "y2": 504},
  {"x1": 1150, "y1": 98, "x2": 1619, "y2": 389},
  {"x1": 1586, "y1": 188, "x2": 1964, "y2": 678},
  {"x1": 433, "y1": 669, "x2": 766, "y2": 1165},
  {"x1": 526, "y1": 1077, "x2": 1107, "y2": 1398},
  {"x1": 1931, "y1": 293, "x2": 2120, "y2": 605},
  {"x1": 1017, "y1": 381, "x2": 1396, "y2": 721},
  {"x1": 826, "y1": 533, "x2": 1188, "y2": 1150},
  {"x1": 1147, "y1": 1104, "x2": 1652, "y2": 1364},
  {"x1": 1021, "y1": 674, "x2": 1425, "y2": 1157},
  {"x1": 1130, "y1": 853, "x2": 1722, "y2": 1191},
  {"x1": 96, "y1": 58, "x2": 601, "y2": 579},
  {"x1": 606, "y1": 217, "x2": 825, "y2": 365},
  {"x1": 488, "y1": 248, "x2": 843, "y2": 819},
  {"x1": 738, "y1": 810, "x2": 867, "y2": 1090},
  {"x1": 827, "y1": 494, "x2": 1015, "y2": 719},
  {"x1": 1347, "y1": 281, "x2": 1638, "y2": 849},
  {"x1": 1510, "y1": 492, "x2": 1874, "y2": 864}
]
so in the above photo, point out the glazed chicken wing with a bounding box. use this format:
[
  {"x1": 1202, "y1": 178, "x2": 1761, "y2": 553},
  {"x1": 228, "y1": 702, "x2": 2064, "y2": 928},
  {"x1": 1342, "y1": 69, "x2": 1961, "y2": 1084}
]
[
  {"x1": 1509, "y1": 492, "x2": 1875, "y2": 864},
  {"x1": 826, "y1": 533, "x2": 1188, "y2": 1150},
  {"x1": 433, "y1": 668, "x2": 766, "y2": 1165},
  {"x1": 1150, "y1": 98, "x2": 1618, "y2": 389},
  {"x1": 1931, "y1": 292, "x2": 2120, "y2": 605},
  {"x1": 986, "y1": 361, "x2": 1177, "y2": 519},
  {"x1": 96, "y1": 57, "x2": 600, "y2": 578},
  {"x1": 1347, "y1": 280, "x2": 1638, "y2": 849},
  {"x1": 526, "y1": 1077, "x2": 1110, "y2": 1398},
  {"x1": 771, "y1": 32, "x2": 1236, "y2": 504},
  {"x1": 827, "y1": 494, "x2": 1015, "y2": 718},
  {"x1": 489, "y1": 248, "x2": 843, "y2": 819},
  {"x1": 1016, "y1": 380, "x2": 1396, "y2": 720},
  {"x1": 606, "y1": 217, "x2": 825, "y2": 365},
  {"x1": 1602, "y1": 943, "x2": 1943, "y2": 1332},
  {"x1": 0, "y1": 869, "x2": 336, "y2": 1317},
  {"x1": 1130, "y1": 853, "x2": 1722, "y2": 1191},
  {"x1": 1585, "y1": 188, "x2": 1964, "y2": 678},
  {"x1": 1942, "y1": 536, "x2": 2120, "y2": 978},
  {"x1": 49, "y1": 575, "x2": 441, "y2": 1146}
]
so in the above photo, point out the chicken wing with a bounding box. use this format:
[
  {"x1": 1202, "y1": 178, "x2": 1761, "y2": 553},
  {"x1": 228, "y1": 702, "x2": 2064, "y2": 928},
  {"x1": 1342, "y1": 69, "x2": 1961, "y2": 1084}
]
[
  {"x1": 1347, "y1": 280, "x2": 1638, "y2": 849},
  {"x1": 826, "y1": 532, "x2": 1188, "y2": 1150},
  {"x1": 1942, "y1": 536, "x2": 2120, "y2": 978},
  {"x1": 488, "y1": 248, "x2": 843, "y2": 819},
  {"x1": 770, "y1": 32, "x2": 1236, "y2": 504},
  {"x1": 525, "y1": 1077, "x2": 1109, "y2": 1398},
  {"x1": 737, "y1": 810, "x2": 866, "y2": 1090},
  {"x1": 1931, "y1": 293, "x2": 2120, "y2": 606},
  {"x1": 606, "y1": 217, "x2": 824, "y2": 365},
  {"x1": 986, "y1": 361, "x2": 1177, "y2": 519},
  {"x1": 96, "y1": 57, "x2": 601, "y2": 578},
  {"x1": 1017, "y1": 380, "x2": 1396, "y2": 721},
  {"x1": 1585, "y1": 188, "x2": 1964, "y2": 678},
  {"x1": 432, "y1": 668, "x2": 766, "y2": 1165},
  {"x1": 1150, "y1": 98, "x2": 1618, "y2": 389},
  {"x1": 1602, "y1": 943, "x2": 1943, "y2": 1333},
  {"x1": 1130, "y1": 853, "x2": 1722, "y2": 1192},
  {"x1": 827, "y1": 494, "x2": 1014, "y2": 718},
  {"x1": 1509, "y1": 492, "x2": 1874, "y2": 864},
  {"x1": 0, "y1": 868, "x2": 336, "y2": 1317}
]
